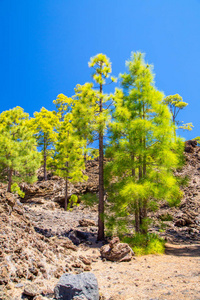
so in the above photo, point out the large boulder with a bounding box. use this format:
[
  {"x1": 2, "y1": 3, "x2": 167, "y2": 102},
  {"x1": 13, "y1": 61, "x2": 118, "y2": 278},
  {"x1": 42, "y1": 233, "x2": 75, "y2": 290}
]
[
  {"x1": 54, "y1": 272, "x2": 99, "y2": 300},
  {"x1": 100, "y1": 237, "x2": 134, "y2": 262}
]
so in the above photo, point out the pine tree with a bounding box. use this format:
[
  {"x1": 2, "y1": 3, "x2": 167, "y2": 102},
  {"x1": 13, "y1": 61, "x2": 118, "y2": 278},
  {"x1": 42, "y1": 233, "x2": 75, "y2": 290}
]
[
  {"x1": 88, "y1": 54, "x2": 116, "y2": 240},
  {"x1": 0, "y1": 107, "x2": 41, "y2": 192},
  {"x1": 73, "y1": 83, "x2": 98, "y2": 161},
  {"x1": 163, "y1": 94, "x2": 193, "y2": 132},
  {"x1": 53, "y1": 114, "x2": 87, "y2": 211},
  {"x1": 53, "y1": 93, "x2": 73, "y2": 121},
  {"x1": 105, "y1": 52, "x2": 183, "y2": 235},
  {"x1": 31, "y1": 107, "x2": 59, "y2": 180}
]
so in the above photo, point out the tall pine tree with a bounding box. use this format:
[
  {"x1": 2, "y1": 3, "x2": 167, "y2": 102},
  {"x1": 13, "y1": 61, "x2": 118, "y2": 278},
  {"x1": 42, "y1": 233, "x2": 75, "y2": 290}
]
[
  {"x1": 88, "y1": 54, "x2": 116, "y2": 240},
  {"x1": 105, "y1": 52, "x2": 183, "y2": 235}
]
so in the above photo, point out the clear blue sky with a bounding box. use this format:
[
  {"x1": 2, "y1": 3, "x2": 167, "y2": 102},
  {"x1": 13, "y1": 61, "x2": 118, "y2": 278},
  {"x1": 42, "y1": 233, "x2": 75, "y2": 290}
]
[{"x1": 1, "y1": 0, "x2": 200, "y2": 140}]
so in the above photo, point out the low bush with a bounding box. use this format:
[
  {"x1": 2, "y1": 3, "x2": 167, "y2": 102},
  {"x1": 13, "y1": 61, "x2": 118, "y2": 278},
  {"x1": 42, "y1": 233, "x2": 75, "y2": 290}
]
[{"x1": 122, "y1": 233, "x2": 165, "y2": 256}]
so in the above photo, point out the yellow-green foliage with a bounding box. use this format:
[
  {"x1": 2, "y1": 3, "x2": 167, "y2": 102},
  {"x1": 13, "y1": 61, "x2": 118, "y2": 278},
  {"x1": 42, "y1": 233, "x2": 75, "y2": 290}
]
[
  {"x1": 53, "y1": 114, "x2": 87, "y2": 188},
  {"x1": 31, "y1": 107, "x2": 59, "y2": 149},
  {"x1": 53, "y1": 94, "x2": 73, "y2": 121},
  {"x1": 163, "y1": 94, "x2": 193, "y2": 131},
  {"x1": 0, "y1": 107, "x2": 41, "y2": 189},
  {"x1": 30, "y1": 107, "x2": 59, "y2": 178},
  {"x1": 11, "y1": 183, "x2": 25, "y2": 198},
  {"x1": 122, "y1": 233, "x2": 165, "y2": 256},
  {"x1": 105, "y1": 52, "x2": 183, "y2": 235},
  {"x1": 67, "y1": 194, "x2": 79, "y2": 211}
]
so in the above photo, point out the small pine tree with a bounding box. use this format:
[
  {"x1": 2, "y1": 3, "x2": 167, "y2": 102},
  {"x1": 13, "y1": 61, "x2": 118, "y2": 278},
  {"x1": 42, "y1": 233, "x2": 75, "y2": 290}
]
[
  {"x1": 53, "y1": 114, "x2": 87, "y2": 211},
  {"x1": 73, "y1": 83, "x2": 98, "y2": 161},
  {"x1": 31, "y1": 107, "x2": 59, "y2": 180},
  {"x1": 0, "y1": 107, "x2": 41, "y2": 192}
]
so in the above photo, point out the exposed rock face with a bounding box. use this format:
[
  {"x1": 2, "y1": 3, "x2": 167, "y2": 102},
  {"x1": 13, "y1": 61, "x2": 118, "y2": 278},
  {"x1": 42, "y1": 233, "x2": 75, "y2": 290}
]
[
  {"x1": 100, "y1": 237, "x2": 134, "y2": 262},
  {"x1": 149, "y1": 141, "x2": 200, "y2": 243},
  {"x1": 0, "y1": 188, "x2": 96, "y2": 293},
  {"x1": 19, "y1": 159, "x2": 99, "y2": 209},
  {"x1": 185, "y1": 139, "x2": 197, "y2": 153},
  {"x1": 54, "y1": 272, "x2": 99, "y2": 300}
]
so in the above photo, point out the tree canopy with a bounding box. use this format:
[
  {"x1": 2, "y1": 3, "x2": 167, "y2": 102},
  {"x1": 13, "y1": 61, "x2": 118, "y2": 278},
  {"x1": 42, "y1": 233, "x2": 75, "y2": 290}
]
[{"x1": 0, "y1": 107, "x2": 41, "y2": 192}]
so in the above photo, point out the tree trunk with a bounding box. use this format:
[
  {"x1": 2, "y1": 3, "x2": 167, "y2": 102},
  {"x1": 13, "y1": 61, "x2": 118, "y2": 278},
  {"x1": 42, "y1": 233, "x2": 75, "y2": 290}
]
[
  {"x1": 135, "y1": 200, "x2": 140, "y2": 232},
  {"x1": 138, "y1": 152, "x2": 143, "y2": 228},
  {"x1": 97, "y1": 77, "x2": 105, "y2": 241},
  {"x1": 44, "y1": 139, "x2": 47, "y2": 181},
  {"x1": 131, "y1": 154, "x2": 135, "y2": 177},
  {"x1": 98, "y1": 132, "x2": 104, "y2": 240},
  {"x1": 7, "y1": 169, "x2": 13, "y2": 192},
  {"x1": 64, "y1": 178, "x2": 68, "y2": 211},
  {"x1": 141, "y1": 137, "x2": 148, "y2": 234}
]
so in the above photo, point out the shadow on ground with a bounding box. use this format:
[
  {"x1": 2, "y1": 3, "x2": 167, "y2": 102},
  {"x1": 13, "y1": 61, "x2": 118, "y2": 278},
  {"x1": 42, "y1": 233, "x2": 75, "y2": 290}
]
[{"x1": 165, "y1": 243, "x2": 200, "y2": 257}]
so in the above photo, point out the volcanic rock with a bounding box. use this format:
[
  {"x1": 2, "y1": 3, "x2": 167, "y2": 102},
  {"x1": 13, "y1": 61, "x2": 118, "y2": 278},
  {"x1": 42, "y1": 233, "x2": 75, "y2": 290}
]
[
  {"x1": 54, "y1": 272, "x2": 99, "y2": 300},
  {"x1": 100, "y1": 237, "x2": 134, "y2": 262}
]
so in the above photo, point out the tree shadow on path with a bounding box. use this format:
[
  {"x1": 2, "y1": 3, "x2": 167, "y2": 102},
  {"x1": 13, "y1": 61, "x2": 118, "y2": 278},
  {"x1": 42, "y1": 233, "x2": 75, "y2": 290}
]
[{"x1": 165, "y1": 243, "x2": 200, "y2": 257}]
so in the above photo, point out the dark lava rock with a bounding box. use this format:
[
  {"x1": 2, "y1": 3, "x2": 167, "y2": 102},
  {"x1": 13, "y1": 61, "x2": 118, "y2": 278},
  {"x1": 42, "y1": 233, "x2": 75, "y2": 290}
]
[{"x1": 54, "y1": 272, "x2": 99, "y2": 300}]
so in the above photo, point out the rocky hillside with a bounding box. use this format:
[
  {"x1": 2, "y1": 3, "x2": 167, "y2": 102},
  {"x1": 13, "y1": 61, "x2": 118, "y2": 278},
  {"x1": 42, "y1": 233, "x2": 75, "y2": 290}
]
[
  {"x1": 0, "y1": 142, "x2": 200, "y2": 299},
  {"x1": 149, "y1": 140, "x2": 200, "y2": 243}
]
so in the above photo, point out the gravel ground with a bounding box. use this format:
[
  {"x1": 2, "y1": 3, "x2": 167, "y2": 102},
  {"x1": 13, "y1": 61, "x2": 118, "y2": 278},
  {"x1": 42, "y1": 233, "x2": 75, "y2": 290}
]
[{"x1": 22, "y1": 203, "x2": 200, "y2": 300}]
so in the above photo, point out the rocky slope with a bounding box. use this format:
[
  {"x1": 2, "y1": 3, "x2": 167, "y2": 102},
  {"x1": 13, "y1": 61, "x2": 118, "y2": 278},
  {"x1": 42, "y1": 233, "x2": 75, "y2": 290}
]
[
  {"x1": 0, "y1": 143, "x2": 200, "y2": 299},
  {"x1": 149, "y1": 141, "x2": 200, "y2": 243}
]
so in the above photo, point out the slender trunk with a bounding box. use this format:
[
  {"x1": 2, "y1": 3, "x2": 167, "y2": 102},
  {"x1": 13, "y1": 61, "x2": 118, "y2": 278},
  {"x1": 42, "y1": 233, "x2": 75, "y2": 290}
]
[
  {"x1": 139, "y1": 136, "x2": 143, "y2": 228},
  {"x1": 7, "y1": 169, "x2": 13, "y2": 192},
  {"x1": 131, "y1": 158, "x2": 138, "y2": 231},
  {"x1": 141, "y1": 104, "x2": 148, "y2": 234},
  {"x1": 131, "y1": 154, "x2": 135, "y2": 177},
  {"x1": 98, "y1": 132, "x2": 104, "y2": 240},
  {"x1": 44, "y1": 138, "x2": 47, "y2": 181},
  {"x1": 135, "y1": 200, "x2": 140, "y2": 232},
  {"x1": 97, "y1": 76, "x2": 105, "y2": 241},
  {"x1": 64, "y1": 178, "x2": 68, "y2": 211},
  {"x1": 142, "y1": 137, "x2": 147, "y2": 230}
]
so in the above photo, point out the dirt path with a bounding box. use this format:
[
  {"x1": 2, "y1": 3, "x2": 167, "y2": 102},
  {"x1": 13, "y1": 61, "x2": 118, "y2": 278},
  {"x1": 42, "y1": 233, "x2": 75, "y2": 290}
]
[
  {"x1": 70, "y1": 242, "x2": 200, "y2": 300},
  {"x1": 22, "y1": 204, "x2": 200, "y2": 300}
]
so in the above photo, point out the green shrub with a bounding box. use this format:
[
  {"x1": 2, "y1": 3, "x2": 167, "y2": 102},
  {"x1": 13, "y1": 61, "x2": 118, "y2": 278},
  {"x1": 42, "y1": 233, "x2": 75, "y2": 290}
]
[
  {"x1": 11, "y1": 183, "x2": 25, "y2": 198},
  {"x1": 122, "y1": 233, "x2": 165, "y2": 256},
  {"x1": 67, "y1": 194, "x2": 79, "y2": 211}
]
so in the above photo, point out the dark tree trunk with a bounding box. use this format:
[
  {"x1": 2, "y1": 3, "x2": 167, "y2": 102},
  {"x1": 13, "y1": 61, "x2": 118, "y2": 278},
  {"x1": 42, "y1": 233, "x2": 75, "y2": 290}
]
[
  {"x1": 98, "y1": 132, "x2": 104, "y2": 240},
  {"x1": 138, "y1": 152, "x2": 143, "y2": 228},
  {"x1": 141, "y1": 137, "x2": 147, "y2": 234},
  {"x1": 44, "y1": 139, "x2": 47, "y2": 181},
  {"x1": 64, "y1": 178, "x2": 68, "y2": 211},
  {"x1": 135, "y1": 201, "x2": 140, "y2": 232},
  {"x1": 131, "y1": 154, "x2": 135, "y2": 177},
  {"x1": 97, "y1": 77, "x2": 105, "y2": 241},
  {"x1": 7, "y1": 169, "x2": 13, "y2": 192}
]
